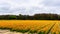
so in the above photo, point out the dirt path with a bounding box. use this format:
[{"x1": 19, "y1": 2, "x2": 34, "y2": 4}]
[{"x1": 0, "y1": 29, "x2": 22, "y2": 34}]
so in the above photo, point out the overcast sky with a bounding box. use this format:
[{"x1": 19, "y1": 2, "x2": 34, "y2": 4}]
[{"x1": 0, "y1": 0, "x2": 60, "y2": 15}]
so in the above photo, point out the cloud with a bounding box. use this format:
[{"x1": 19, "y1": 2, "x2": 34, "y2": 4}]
[
  {"x1": 0, "y1": 0, "x2": 44, "y2": 15},
  {"x1": 0, "y1": 0, "x2": 60, "y2": 15},
  {"x1": 44, "y1": 0, "x2": 60, "y2": 7},
  {"x1": 0, "y1": 3, "x2": 11, "y2": 13}
]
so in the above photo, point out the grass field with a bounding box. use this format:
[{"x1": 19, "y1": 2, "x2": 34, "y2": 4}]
[{"x1": 0, "y1": 20, "x2": 59, "y2": 34}]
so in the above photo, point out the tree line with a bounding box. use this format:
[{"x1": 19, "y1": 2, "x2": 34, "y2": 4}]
[{"x1": 0, "y1": 13, "x2": 59, "y2": 20}]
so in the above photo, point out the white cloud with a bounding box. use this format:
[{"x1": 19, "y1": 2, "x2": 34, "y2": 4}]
[
  {"x1": 0, "y1": 0, "x2": 60, "y2": 15},
  {"x1": 44, "y1": 0, "x2": 60, "y2": 6}
]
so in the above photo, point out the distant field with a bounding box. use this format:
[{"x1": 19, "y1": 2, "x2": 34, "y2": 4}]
[{"x1": 0, "y1": 20, "x2": 59, "y2": 34}]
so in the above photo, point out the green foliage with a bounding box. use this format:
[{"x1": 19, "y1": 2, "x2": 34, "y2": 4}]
[
  {"x1": 38, "y1": 31, "x2": 45, "y2": 34},
  {"x1": 0, "y1": 13, "x2": 59, "y2": 20},
  {"x1": 29, "y1": 30, "x2": 37, "y2": 33}
]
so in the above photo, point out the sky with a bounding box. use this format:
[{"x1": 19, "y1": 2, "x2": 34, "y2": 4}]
[{"x1": 0, "y1": 0, "x2": 60, "y2": 15}]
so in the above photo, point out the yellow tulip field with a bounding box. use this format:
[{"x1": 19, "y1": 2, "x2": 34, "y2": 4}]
[{"x1": 0, "y1": 20, "x2": 59, "y2": 34}]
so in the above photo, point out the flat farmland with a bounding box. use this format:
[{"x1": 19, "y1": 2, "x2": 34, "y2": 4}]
[{"x1": 0, "y1": 20, "x2": 59, "y2": 34}]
